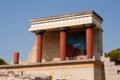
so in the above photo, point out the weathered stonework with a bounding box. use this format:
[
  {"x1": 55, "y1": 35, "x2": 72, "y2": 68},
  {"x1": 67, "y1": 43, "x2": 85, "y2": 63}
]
[
  {"x1": 26, "y1": 10, "x2": 103, "y2": 63},
  {"x1": 101, "y1": 56, "x2": 120, "y2": 80},
  {"x1": 26, "y1": 31, "x2": 60, "y2": 63},
  {"x1": 0, "y1": 10, "x2": 106, "y2": 80},
  {"x1": 29, "y1": 10, "x2": 103, "y2": 32},
  {"x1": 26, "y1": 28, "x2": 103, "y2": 63},
  {"x1": 0, "y1": 59, "x2": 104, "y2": 80}
]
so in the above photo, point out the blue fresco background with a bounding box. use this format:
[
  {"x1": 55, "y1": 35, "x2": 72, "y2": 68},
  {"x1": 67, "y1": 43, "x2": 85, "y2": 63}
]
[{"x1": 67, "y1": 31, "x2": 86, "y2": 57}]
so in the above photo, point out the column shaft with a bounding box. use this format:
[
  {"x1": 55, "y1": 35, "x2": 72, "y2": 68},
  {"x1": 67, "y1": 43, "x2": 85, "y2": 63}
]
[
  {"x1": 36, "y1": 33, "x2": 43, "y2": 62},
  {"x1": 86, "y1": 27, "x2": 93, "y2": 58},
  {"x1": 60, "y1": 29, "x2": 67, "y2": 60},
  {"x1": 13, "y1": 52, "x2": 19, "y2": 64}
]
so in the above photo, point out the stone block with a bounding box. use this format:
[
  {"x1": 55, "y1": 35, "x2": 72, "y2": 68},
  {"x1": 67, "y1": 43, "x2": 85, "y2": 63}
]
[
  {"x1": 104, "y1": 65, "x2": 118, "y2": 71},
  {"x1": 0, "y1": 69, "x2": 8, "y2": 76},
  {"x1": 101, "y1": 57, "x2": 110, "y2": 62},
  {"x1": 116, "y1": 65, "x2": 120, "y2": 70},
  {"x1": 105, "y1": 70, "x2": 117, "y2": 75},
  {"x1": 53, "y1": 58, "x2": 60, "y2": 62},
  {"x1": 104, "y1": 62, "x2": 115, "y2": 66}
]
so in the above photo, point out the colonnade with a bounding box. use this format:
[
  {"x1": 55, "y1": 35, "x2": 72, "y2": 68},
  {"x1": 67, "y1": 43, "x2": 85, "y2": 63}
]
[
  {"x1": 35, "y1": 24, "x2": 94, "y2": 62},
  {"x1": 13, "y1": 24, "x2": 95, "y2": 63}
]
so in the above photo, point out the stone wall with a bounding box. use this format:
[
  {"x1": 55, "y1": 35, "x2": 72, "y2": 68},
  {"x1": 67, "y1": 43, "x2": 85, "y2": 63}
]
[
  {"x1": 0, "y1": 70, "x2": 52, "y2": 80},
  {"x1": 101, "y1": 56, "x2": 120, "y2": 80},
  {"x1": 0, "y1": 59, "x2": 103, "y2": 80},
  {"x1": 26, "y1": 31, "x2": 60, "y2": 63}
]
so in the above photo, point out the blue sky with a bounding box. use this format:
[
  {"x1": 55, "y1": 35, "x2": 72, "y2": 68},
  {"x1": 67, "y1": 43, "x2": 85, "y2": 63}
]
[{"x1": 0, "y1": 0, "x2": 120, "y2": 63}]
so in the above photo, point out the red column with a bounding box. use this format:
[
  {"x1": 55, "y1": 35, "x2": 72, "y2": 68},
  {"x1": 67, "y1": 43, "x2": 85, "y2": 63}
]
[
  {"x1": 86, "y1": 27, "x2": 93, "y2": 58},
  {"x1": 13, "y1": 52, "x2": 19, "y2": 64},
  {"x1": 60, "y1": 28, "x2": 69, "y2": 60},
  {"x1": 36, "y1": 31, "x2": 45, "y2": 62}
]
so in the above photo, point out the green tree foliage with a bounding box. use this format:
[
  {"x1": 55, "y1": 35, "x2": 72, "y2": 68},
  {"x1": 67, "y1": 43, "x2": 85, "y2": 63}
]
[
  {"x1": 0, "y1": 58, "x2": 7, "y2": 65},
  {"x1": 107, "y1": 48, "x2": 120, "y2": 64}
]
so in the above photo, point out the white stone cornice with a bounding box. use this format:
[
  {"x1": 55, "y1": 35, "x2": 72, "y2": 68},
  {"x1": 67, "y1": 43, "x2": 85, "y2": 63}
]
[{"x1": 29, "y1": 10, "x2": 103, "y2": 32}]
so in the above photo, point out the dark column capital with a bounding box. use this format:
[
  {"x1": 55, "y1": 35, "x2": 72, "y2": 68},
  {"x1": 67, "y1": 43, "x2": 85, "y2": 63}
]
[
  {"x1": 59, "y1": 27, "x2": 70, "y2": 32},
  {"x1": 34, "y1": 30, "x2": 46, "y2": 35},
  {"x1": 84, "y1": 24, "x2": 96, "y2": 28}
]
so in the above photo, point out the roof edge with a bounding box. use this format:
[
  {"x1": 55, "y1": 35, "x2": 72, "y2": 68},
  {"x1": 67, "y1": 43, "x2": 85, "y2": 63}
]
[{"x1": 30, "y1": 10, "x2": 103, "y2": 23}]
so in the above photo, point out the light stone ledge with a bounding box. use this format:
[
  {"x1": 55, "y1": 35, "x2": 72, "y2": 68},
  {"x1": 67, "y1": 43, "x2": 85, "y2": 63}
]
[
  {"x1": 104, "y1": 66, "x2": 117, "y2": 71},
  {"x1": 105, "y1": 71, "x2": 117, "y2": 75},
  {"x1": 101, "y1": 57, "x2": 111, "y2": 62},
  {"x1": 29, "y1": 10, "x2": 103, "y2": 32},
  {"x1": 103, "y1": 62, "x2": 115, "y2": 66},
  {"x1": 0, "y1": 59, "x2": 102, "y2": 69}
]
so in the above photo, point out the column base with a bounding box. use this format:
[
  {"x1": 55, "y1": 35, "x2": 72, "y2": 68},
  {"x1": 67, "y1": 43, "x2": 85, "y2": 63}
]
[
  {"x1": 87, "y1": 56, "x2": 93, "y2": 59},
  {"x1": 61, "y1": 58, "x2": 66, "y2": 61},
  {"x1": 37, "y1": 60, "x2": 42, "y2": 62},
  {"x1": 14, "y1": 62, "x2": 19, "y2": 64}
]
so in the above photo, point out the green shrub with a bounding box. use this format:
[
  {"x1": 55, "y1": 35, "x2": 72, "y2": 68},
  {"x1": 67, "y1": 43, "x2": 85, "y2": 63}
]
[
  {"x1": 0, "y1": 58, "x2": 7, "y2": 65},
  {"x1": 106, "y1": 48, "x2": 120, "y2": 65}
]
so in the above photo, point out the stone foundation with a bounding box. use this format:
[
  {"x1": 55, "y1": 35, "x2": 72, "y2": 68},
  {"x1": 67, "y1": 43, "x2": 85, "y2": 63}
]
[
  {"x1": 0, "y1": 59, "x2": 103, "y2": 80},
  {"x1": 101, "y1": 56, "x2": 120, "y2": 80}
]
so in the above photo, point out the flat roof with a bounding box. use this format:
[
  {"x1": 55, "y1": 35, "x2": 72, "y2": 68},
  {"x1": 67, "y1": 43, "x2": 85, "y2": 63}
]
[
  {"x1": 30, "y1": 10, "x2": 103, "y2": 24},
  {"x1": 29, "y1": 10, "x2": 103, "y2": 32}
]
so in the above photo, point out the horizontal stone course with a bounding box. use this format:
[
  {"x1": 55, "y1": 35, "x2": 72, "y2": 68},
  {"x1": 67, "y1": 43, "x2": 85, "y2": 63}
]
[
  {"x1": 101, "y1": 56, "x2": 120, "y2": 80},
  {"x1": 0, "y1": 59, "x2": 103, "y2": 80},
  {"x1": 103, "y1": 62, "x2": 115, "y2": 66},
  {"x1": 101, "y1": 57, "x2": 111, "y2": 62}
]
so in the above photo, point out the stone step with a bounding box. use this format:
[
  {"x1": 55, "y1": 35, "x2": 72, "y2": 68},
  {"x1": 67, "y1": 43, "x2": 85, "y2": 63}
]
[
  {"x1": 105, "y1": 74, "x2": 120, "y2": 79},
  {"x1": 101, "y1": 57, "x2": 111, "y2": 62},
  {"x1": 105, "y1": 70, "x2": 117, "y2": 75},
  {"x1": 104, "y1": 62, "x2": 115, "y2": 66},
  {"x1": 104, "y1": 65, "x2": 118, "y2": 71},
  {"x1": 116, "y1": 65, "x2": 120, "y2": 70}
]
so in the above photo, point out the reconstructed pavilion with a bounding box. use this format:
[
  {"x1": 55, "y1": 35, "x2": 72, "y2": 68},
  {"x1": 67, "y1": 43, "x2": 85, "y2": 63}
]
[
  {"x1": 0, "y1": 10, "x2": 105, "y2": 80},
  {"x1": 26, "y1": 10, "x2": 103, "y2": 63}
]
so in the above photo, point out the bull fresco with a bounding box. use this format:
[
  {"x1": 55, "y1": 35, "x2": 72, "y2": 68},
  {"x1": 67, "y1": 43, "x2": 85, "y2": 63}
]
[{"x1": 67, "y1": 31, "x2": 86, "y2": 58}]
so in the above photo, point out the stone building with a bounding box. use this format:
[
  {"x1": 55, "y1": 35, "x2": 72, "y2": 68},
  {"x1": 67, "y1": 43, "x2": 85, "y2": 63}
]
[
  {"x1": 0, "y1": 10, "x2": 119, "y2": 80},
  {"x1": 26, "y1": 10, "x2": 103, "y2": 63}
]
